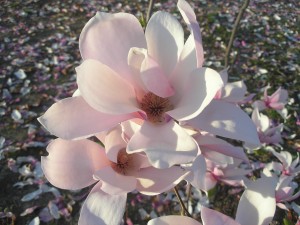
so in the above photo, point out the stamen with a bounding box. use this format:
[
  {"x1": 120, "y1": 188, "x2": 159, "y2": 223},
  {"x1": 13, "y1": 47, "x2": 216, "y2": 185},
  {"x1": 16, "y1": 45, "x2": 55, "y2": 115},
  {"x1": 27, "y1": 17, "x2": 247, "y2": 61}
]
[
  {"x1": 110, "y1": 149, "x2": 133, "y2": 175},
  {"x1": 140, "y1": 92, "x2": 174, "y2": 123}
]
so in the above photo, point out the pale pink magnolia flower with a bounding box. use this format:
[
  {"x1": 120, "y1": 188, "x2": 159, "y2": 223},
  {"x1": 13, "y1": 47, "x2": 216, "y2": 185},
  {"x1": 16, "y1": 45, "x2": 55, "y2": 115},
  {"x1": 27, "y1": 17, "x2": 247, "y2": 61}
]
[
  {"x1": 148, "y1": 177, "x2": 277, "y2": 225},
  {"x1": 245, "y1": 108, "x2": 283, "y2": 149},
  {"x1": 262, "y1": 168, "x2": 300, "y2": 211},
  {"x1": 187, "y1": 157, "x2": 252, "y2": 192},
  {"x1": 266, "y1": 150, "x2": 300, "y2": 176},
  {"x1": 38, "y1": 0, "x2": 224, "y2": 168},
  {"x1": 253, "y1": 85, "x2": 288, "y2": 118},
  {"x1": 183, "y1": 132, "x2": 250, "y2": 190},
  {"x1": 42, "y1": 125, "x2": 190, "y2": 225},
  {"x1": 204, "y1": 158, "x2": 252, "y2": 191},
  {"x1": 214, "y1": 68, "x2": 255, "y2": 104},
  {"x1": 275, "y1": 175, "x2": 300, "y2": 210}
]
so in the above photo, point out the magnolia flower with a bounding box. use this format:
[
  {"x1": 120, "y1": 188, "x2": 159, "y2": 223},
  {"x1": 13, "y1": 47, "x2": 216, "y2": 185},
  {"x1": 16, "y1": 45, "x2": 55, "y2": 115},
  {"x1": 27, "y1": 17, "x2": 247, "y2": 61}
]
[
  {"x1": 266, "y1": 150, "x2": 300, "y2": 176},
  {"x1": 201, "y1": 158, "x2": 251, "y2": 191},
  {"x1": 148, "y1": 177, "x2": 277, "y2": 225},
  {"x1": 245, "y1": 108, "x2": 283, "y2": 149},
  {"x1": 275, "y1": 175, "x2": 300, "y2": 210},
  {"x1": 262, "y1": 168, "x2": 300, "y2": 211},
  {"x1": 42, "y1": 124, "x2": 189, "y2": 225},
  {"x1": 38, "y1": 0, "x2": 224, "y2": 168},
  {"x1": 253, "y1": 85, "x2": 288, "y2": 118},
  {"x1": 214, "y1": 68, "x2": 255, "y2": 104}
]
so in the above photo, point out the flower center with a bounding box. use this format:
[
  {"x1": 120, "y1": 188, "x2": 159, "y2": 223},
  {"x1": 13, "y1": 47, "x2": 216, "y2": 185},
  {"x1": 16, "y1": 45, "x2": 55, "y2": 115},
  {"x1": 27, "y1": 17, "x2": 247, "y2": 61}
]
[
  {"x1": 140, "y1": 92, "x2": 174, "y2": 123},
  {"x1": 110, "y1": 149, "x2": 133, "y2": 175}
]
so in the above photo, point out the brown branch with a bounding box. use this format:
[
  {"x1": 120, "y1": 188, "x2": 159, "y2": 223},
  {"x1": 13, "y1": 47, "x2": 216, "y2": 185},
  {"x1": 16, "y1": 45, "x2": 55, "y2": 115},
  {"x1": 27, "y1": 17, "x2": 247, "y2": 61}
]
[
  {"x1": 224, "y1": 0, "x2": 250, "y2": 68},
  {"x1": 146, "y1": 0, "x2": 155, "y2": 23},
  {"x1": 174, "y1": 186, "x2": 192, "y2": 217}
]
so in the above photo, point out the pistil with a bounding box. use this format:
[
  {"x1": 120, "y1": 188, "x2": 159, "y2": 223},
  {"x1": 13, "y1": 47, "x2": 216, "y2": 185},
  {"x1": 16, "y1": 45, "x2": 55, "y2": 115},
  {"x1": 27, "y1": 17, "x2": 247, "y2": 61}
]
[{"x1": 140, "y1": 92, "x2": 174, "y2": 123}]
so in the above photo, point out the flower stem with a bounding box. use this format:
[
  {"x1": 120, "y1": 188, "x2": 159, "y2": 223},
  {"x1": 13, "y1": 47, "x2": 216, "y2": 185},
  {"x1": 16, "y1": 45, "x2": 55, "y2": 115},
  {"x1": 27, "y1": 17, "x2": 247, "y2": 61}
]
[
  {"x1": 174, "y1": 186, "x2": 192, "y2": 217},
  {"x1": 146, "y1": 0, "x2": 155, "y2": 22},
  {"x1": 224, "y1": 0, "x2": 250, "y2": 68}
]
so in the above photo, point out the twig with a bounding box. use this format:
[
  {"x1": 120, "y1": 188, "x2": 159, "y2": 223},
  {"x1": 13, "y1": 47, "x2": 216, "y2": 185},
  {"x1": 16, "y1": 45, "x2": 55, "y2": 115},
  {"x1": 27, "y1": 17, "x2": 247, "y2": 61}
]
[
  {"x1": 146, "y1": 0, "x2": 155, "y2": 23},
  {"x1": 186, "y1": 183, "x2": 192, "y2": 207},
  {"x1": 224, "y1": 0, "x2": 250, "y2": 68},
  {"x1": 174, "y1": 186, "x2": 192, "y2": 217}
]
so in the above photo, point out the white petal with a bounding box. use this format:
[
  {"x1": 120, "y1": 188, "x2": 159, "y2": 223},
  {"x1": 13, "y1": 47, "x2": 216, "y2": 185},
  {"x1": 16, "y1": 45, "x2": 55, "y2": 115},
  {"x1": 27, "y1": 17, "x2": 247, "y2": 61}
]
[
  {"x1": 78, "y1": 182, "x2": 127, "y2": 225},
  {"x1": 145, "y1": 11, "x2": 184, "y2": 75},
  {"x1": 235, "y1": 177, "x2": 277, "y2": 225},
  {"x1": 188, "y1": 100, "x2": 260, "y2": 146},
  {"x1": 127, "y1": 120, "x2": 198, "y2": 169}
]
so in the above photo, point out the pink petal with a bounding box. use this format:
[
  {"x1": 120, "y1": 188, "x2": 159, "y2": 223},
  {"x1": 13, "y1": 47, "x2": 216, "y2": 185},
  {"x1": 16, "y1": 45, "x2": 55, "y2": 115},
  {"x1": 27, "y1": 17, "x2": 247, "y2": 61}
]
[
  {"x1": 93, "y1": 167, "x2": 137, "y2": 195},
  {"x1": 222, "y1": 81, "x2": 247, "y2": 103},
  {"x1": 145, "y1": 11, "x2": 184, "y2": 75},
  {"x1": 176, "y1": 35, "x2": 197, "y2": 79},
  {"x1": 148, "y1": 215, "x2": 202, "y2": 225},
  {"x1": 141, "y1": 54, "x2": 175, "y2": 97},
  {"x1": 76, "y1": 59, "x2": 139, "y2": 114},
  {"x1": 127, "y1": 47, "x2": 148, "y2": 100},
  {"x1": 235, "y1": 177, "x2": 277, "y2": 225},
  {"x1": 269, "y1": 87, "x2": 288, "y2": 103},
  {"x1": 276, "y1": 187, "x2": 293, "y2": 202},
  {"x1": 203, "y1": 172, "x2": 218, "y2": 191},
  {"x1": 127, "y1": 120, "x2": 198, "y2": 169},
  {"x1": 177, "y1": 0, "x2": 204, "y2": 67},
  {"x1": 185, "y1": 155, "x2": 207, "y2": 190},
  {"x1": 78, "y1": 182, "x2": 127, "y2": 225},
  {"x1": 219, "y1": 68, "x2": 229, "y2": 84},
  {"x1": 104, "y1": 126, "x2": 127, "y2": 162},
  {"x1": 38, "y1": 96, "x2": 135, "y2": 140},
  {"x1": 252, "y1": 108, "x2": 270, "y2": 132},
  {"x1": 268, "y1": 102, "x2": 285, "y2": 110},
  {"x1": 201, "y1": 207, "x2": 240, "y2": 225},
  {"x1": 196, "y1": 135, "x2": 249, "y2": 162},
  {"x1": 188, "y1": 100, "x2": 260, "y2": 147},
  {"x1": 41, "y1": 139, "x2": 109, "y2": 190},
  {"x1": 252, "y1": 100, "x2": 267, "y2": 111},
  {"x1": 136, "y1": 166, "x2": 188, "y2": 195},
  {"x1": 79, "y1": 12, "x2": 146, "y2": 81},
  {"x1": 168, "y1": 67, "x2": 223, "y2": 121},
  {"x1": 201, "y1": 150, "x2": 234, "y2": 165},
  {"x1": 121, "y1": 119, "x2": 143, "y2": 142}
]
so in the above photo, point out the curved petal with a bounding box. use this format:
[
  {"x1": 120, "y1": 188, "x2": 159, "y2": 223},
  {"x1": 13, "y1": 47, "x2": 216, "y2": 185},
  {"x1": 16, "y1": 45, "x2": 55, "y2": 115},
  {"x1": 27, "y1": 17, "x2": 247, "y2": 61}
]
[
  {"x1": 252, "y1": 100, "x2": 267, "y2": 111},
  {"x1": 38, "y1": 96, "x2": 135, "y2": 140},
  {"x1": 235, "y1": 177, "x2": 277, "y2": 225},
  {"x1": 176, "y1": 35, "x2": 197, "y2": 79},
  {"x1": 148, "y1": 215, "x2": 202, "y2": 225},
  {"x1": 127, "y1": 47, "x2": 148, "y2": 101},
  {"x1": 141, "y1": 54, "x2": 174, "y2": 98},
  {"x1": 222, "y1": 81, "x2": 247, "y2": 103},
  {"x1": 127, "y1": 120, "x2": 198, "y2": 169},
  {"x1": 93, "y1": 167, "x2": 137, "y2": 195},
  {"x1": 78, "y1": 182, "x2": 127, "y2": 225},
  {"x1": 79, "y1": 12, "x2": 146, "y2": 81},
  {"x1": 195, "y1": 135, "x2": 249, "y2": 162},
  {"x1": 76, "y1": 59, "x2": 139, "y2": 114},
  {"x1": 145, "y1": 11, "x2": 184, "y2": 75},
  {"x1": 168, "y1": 67, "x2": 223, "y2": 121},
  {"x1": 188, "y1": 100, "x2": 260, "y2": 146},
  {"x1": 201, "y1": 207, "x2": 240, "y2": 225},
  {"x1": 41, "y1": 139, "x2": 109, "y2": 190},
  {"x1": 136, "y1": 166, "x2": 188, "y2": 195},
  {"x1": 105, "y1": 126, "x2": 127, "y2": 162},
  {"x1": 177, "y1": 0, "x2": 204, "y2": 67},
  {"x1": 185, "y1": 155, "x2": 207, "y2": 190},
  {"x1": 252, "y1": 108, "x2": 269, "y2": 132}
]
